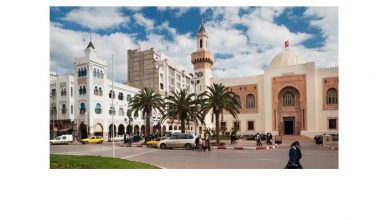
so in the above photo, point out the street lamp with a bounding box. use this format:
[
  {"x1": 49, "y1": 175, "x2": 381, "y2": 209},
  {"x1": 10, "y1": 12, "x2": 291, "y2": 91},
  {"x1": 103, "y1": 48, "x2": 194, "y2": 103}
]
[{"x1": 192, "y1": 72, "x2": 203, "y2": 136}]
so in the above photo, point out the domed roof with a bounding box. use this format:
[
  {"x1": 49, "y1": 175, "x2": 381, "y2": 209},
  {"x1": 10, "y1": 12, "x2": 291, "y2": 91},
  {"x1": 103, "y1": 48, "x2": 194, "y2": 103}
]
[{"x1": 270, "y1": 48, "x2": 305, "y2": 68}]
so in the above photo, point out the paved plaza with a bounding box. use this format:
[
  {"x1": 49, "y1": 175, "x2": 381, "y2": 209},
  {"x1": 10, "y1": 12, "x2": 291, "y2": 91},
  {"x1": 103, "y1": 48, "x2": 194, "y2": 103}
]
[{"x1": 50, "y1": 139, "x2": 338, "y2": 169}]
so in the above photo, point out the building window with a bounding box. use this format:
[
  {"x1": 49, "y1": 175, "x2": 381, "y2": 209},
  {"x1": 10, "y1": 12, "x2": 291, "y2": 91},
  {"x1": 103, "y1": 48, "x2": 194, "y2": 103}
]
[
  {"x1": 118, "y1": 108, "x2": 124, "y2": 116},
  {"x1": 61, "y1": 88, "x2": 67, "y2": 97},
  {"x1": 233, "y1": 121, "x2": 240, "y2": 131},
  {"x1": 95, "y1": 103, "x2": 102, "y2": 114},
  {"x1": 246, "y1": 94, "x2": 255, "y2": 109},
  {"x1": 109, "y1": 90, "x2": 115, "y2": 99},
  {"x1": 329, "y1": 119, "x2": 337, "y2": 129},
  {"x1": 51, "y1": 89, "x2": 56, "y2": 97},
  {"x1": 200, "y1": 39, "x2": 203, "y2": 48},
  {"x1": 93, "y1": 69, "x2": 96, "y2": 77},
  {"x1": 80, "y1": 103, "x2": 86, "y2": 114},
  {"x1": 61, "y1": 104, "x2": 67, "y2": 114},
  {"x1": 247, "y1": 121, "x2": 254, "y2": 131},
  {"x1": 160, "y1": 83, "x2": 164, "y2": 90},
  {"x1": 71, "y1": 105, "x2": 73, "y2": 114},
  {"x1": 326, "y1": 88, "x2": 338, "y2": 104},
  {"x1": 71, "y1": 87, "x2": 73, "y2": 97},
  {"x1": 118, "y1": 92, "x2": 124, "y2": 100},
  {"x1": 94, "y1": 86, "x2": 98, "y2": 95},
  {"x1": 79, "y1": 86, "x2": 86, "y2": 95},
  {"x1": 283, "y1": 92, "x2": 295, "y2": 106},
  {"x1": 109, "y1": 107, "x2": 116, "y2": 115},
  {"x1": 221, "y1": 122, "x2": 227, "y2": 131},
  {"x1": 127, "y1": 94, "x2": 131, "y2": 102},
  {"x1": 99, "y1": 87, "x2": 103, "y2": 96}
]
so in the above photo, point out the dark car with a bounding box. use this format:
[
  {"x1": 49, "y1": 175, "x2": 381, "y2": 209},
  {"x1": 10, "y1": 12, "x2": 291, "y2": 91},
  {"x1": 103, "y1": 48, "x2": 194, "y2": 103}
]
[
  {"x1": 131, "y1": 135, "x2": 142, "y2": 142},
  {"x1": 314, "y1": 135, "x2": 323, "y2": 144}
]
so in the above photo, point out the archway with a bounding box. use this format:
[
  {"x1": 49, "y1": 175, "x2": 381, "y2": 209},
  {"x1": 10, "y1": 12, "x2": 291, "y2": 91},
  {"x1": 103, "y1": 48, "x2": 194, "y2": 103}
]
[
  {"x1": 174, "y1": 125, "x2": 177, "y2": 130},
  {"x1": 93, "y1": 123, "x2": 103, "y2": 137},
  {"x1": 134, "y1": 125, "x2": 139, "y2": 135},
  {"x1": 126, "y1": 124, "x2": 133, "y2": 135},
  {"x1": 141, "y1": 125, "x2": 145, "y2": 136},
  {"x1": 118, "y1": 124, "x2": 125, "y2": 135},
  {"x1": 277, "y1": 86, "x2": 302, "y2": 135},
  {"x1": 79, "y1": 123, "x2": 88, "y2": 139},
  {"x1": 169, "y1": 125, "x2": 172, "y2": 131},
  {"x1": 108, "y1": 124, "x2": 117, "y2": 138}
]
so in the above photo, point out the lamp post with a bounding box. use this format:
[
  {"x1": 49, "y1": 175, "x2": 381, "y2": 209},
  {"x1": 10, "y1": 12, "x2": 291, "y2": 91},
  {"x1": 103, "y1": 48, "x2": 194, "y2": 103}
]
[{"x1": 192, "y1": 72, "x2": 203, "y2": 136}]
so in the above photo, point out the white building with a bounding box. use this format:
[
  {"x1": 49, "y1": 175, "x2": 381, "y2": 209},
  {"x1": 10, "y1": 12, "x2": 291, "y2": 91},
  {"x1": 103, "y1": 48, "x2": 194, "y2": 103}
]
[{"x1": 50, "y1": 41, "x2": 145, "y2": 140}]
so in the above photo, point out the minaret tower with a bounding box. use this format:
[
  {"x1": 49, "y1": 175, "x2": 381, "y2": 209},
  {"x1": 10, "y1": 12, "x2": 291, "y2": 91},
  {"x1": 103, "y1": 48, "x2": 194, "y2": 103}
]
[{"x1": 191, "y1": 21, "x2": 214, "y2": 95}]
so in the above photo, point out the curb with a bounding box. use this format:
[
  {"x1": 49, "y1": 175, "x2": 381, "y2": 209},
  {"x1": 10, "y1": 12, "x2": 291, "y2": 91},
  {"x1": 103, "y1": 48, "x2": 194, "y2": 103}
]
[
  {"x1": 214, "y1": 145, "x2": 278, "y2": 150},
  {"x1": 320, "y1": 144, "x2": 338, "y2": 150}
]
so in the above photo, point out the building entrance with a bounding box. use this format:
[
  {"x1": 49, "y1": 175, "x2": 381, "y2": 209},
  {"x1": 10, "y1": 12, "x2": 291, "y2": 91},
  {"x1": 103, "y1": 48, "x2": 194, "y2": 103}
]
[{"x1": 283, "y1": 117, "x2": 295, "y2": 135}]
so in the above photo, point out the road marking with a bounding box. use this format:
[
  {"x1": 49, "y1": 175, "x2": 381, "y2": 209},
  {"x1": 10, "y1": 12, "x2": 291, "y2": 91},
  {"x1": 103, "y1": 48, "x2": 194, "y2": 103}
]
[
  {"x1": 258, "y1": 158, "x2": 281, "y2": 161},
  {"x1": 56, "y1": 148, "x2": 112, "y2": 156},
  {"x1": 121, "y1": 149, "x2": 158, "y2": 159}
]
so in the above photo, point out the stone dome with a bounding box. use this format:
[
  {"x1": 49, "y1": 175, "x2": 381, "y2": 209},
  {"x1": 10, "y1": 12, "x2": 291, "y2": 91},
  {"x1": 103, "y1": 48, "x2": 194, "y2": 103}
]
[{"x1": 270, "y1": 49, "x2": 305, "y2": 68}]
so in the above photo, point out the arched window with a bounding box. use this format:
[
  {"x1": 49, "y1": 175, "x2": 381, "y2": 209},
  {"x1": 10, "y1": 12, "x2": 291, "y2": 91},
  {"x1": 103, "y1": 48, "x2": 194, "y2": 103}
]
[
  {"x1": 95, "y1": 103, "x2": 102, "y2": 114},
  {"x1": 118, "y1": 108, "x2": 124, "y2": 116},
  {"x1": 118, "y1": 92, "x2": 124, "y2": 100},
  {"x1": 93, "y1": 69, "x2": 96, "y2": 77},
  {"x1": 78, "y1": 69, "x2": 81, "y2": 77},
  {"x1": 109, "y1": 107, "x2": 116, "y2": 115},
  {"x1": 100, "y1": 70, "x2": 103, "y2": 78},
  {"x1": 99, "y1": 87, "x2": 103, "y2": 96},
  {"x1": 61, "y1": 104, "x2": 67, "y2": 114},
  {"x1": 71, "y1": 87, "x2": 73, "y2": 97},
  {"x1": 80, "y1": 103, "x2": 86, "y2": 114},
  {"x1": 326, "y1": 88, "x2": 338, "y2": 104},
  {"x1": 246, "y1": 94, "x2": 255, "y2": 109},
  {"x1": 83, "y1": 68, "x2": 87, "y2": 76},
  {"x1": 283, "y1": 92, "x2": 295, "y2": 106},
  {"x1": 234, "y1": 95, "x2": 241, "y2": 108},
  {"x1": 94, "y1": 86, "x2": 98, "y2": 95},
  {"x1": 82, "y1": 85, "x2": 86, "y2": 94},
  {"x1": 109, "y1": 90, "x2": 115, "y2": 99},
  {"x1": 79, "y1": 86, "x2": 83, "y2": 95},
  {"x1": 127, "y1": 94, "x2": 131, "y2": 102},
  {"x1": 200, "y1": 39, "x2": 203, "y2": 48}
]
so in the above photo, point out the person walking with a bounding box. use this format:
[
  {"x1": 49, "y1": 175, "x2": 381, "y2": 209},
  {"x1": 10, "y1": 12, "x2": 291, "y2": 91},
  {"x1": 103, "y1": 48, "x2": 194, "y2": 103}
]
[
  {"x1": 230, "y1": 133, "x2": 234, "y2": 145},
  {"x1": 205, "y1": 134, "x2": 211, "y2": 151},
  {"x1": 195, "y1": 135, "x2": 201, "y2": 151},
  {"x1": 256, "y1": 133, "x2": 262, "y2": 146},
  {"x1": 269, "y1": 133, "x2": 273, "y2": 145},
  {"x1": 285, "y1": 141, "x2": 299, "y2": 169}
]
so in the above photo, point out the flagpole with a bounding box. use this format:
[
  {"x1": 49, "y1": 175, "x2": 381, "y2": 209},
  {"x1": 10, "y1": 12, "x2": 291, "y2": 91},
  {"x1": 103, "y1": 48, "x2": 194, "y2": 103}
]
[{"x1": 112, "y1": 54, "x2": 115, "y2": 158}]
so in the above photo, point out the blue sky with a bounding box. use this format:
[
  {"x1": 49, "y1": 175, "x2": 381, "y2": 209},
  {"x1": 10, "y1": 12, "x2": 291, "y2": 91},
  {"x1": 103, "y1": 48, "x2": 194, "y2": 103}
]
[{"x1": 50, "y1": 6, "x2": 338, "y2": 82}]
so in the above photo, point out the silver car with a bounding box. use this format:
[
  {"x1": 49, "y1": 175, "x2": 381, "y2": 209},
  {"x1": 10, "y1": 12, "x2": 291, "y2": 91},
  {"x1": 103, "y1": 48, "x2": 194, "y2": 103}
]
[{"x1": 158, "y1": 133, "x2": 197, "y2": 150}]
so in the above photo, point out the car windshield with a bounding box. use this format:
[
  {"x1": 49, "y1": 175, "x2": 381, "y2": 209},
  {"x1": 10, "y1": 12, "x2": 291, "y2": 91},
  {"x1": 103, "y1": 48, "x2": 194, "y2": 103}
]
[{"x1": 55, "y1": 137, "x2": 61, "y2": 140}]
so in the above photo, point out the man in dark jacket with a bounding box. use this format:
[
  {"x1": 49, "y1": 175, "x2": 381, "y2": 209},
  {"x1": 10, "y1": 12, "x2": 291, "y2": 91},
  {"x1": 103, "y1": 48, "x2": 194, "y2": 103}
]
[
  {"x1": 295, "y1": 141, "x2": 303, "y2": 169},
  {"x1": 285, "y1": 141, "x2": 300, "y2": 169}
]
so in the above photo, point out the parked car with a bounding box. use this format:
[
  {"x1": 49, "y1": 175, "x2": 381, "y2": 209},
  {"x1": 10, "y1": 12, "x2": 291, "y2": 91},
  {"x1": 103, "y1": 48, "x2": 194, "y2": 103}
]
[
  {"x1": 314, "y1": 135, "x2": 323, "y2": 144},
  {"x1": 108, "y1": 135, "x2": 124, "y2": 142},
  {"x1": 131, "y1": 135, "x2": 142, "y2": 142},
  {"x1": 81, "y1": 136, "x2": 104, "y2": 144},
  {"x1": 158, "y1": 133, "x2": 197, "y2": 150},
  {"x1": 146, "y1": 137, "x2": 167, "y2": 148},
  {"x1": 50, "y1": 135, "x2": 73, "y2": 145}
]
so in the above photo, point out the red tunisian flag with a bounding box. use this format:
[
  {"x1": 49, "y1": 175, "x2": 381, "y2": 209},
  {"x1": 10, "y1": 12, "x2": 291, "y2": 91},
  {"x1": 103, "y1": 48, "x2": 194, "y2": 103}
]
[{"x1": 285, "y1": 40, "x2": 289, "y2": 48}]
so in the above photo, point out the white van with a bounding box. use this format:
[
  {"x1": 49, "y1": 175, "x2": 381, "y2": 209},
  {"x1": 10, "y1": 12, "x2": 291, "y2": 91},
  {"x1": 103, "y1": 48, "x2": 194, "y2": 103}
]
[{"x1": 50, "y1": 135, "x2": 74, "y2": 145}]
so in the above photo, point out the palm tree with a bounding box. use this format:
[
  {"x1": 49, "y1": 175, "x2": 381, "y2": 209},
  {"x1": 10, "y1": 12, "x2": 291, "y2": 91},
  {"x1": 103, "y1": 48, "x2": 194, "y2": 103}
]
[
  {"x1": 201, "y1": 83, "x2": 241, "y2": 144},
  {"x1": 163, "y1": 89, "x2": 204, "y2": 134},
  {"x1": 127, "y1": 88, "x2": 164, "y2": 139}
]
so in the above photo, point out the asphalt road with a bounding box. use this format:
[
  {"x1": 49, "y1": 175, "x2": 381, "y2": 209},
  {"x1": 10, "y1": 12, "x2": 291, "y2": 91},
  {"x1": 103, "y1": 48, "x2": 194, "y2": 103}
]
[{"x1": 50, "y1": 140, "x2": 338, "y2": 169}]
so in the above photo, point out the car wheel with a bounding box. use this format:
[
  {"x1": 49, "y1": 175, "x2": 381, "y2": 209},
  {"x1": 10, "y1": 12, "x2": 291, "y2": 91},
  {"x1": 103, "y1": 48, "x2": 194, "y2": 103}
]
[
  {"x1": 160, "y1": 143, "x2": 166, "y2": 149},
  {"x1": 185, "y1": 144, "x2": 192, "y2": 150}
]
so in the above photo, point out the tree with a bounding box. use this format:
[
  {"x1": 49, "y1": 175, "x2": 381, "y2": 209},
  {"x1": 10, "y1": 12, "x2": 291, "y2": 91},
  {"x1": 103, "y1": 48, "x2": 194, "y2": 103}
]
[
  {"x1": 127, "y1": 88, "x2": 164, "y2": 140},
  {"x1": 201, "y1": 83, "x2": 241, "y2": 144},
  {"x1": 163, "y1": 89, "x2": 204, "y2": 134}
]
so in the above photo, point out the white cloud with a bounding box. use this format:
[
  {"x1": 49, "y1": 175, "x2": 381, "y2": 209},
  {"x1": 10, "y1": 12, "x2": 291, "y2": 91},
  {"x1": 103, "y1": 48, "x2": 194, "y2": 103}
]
[
  {"x1": 133, "y1": 13, "x2": 154, "y2": 31},
  {"x1": 50, "y1": 23, "x2": 138, "y2": 82},
  {"x1": 51, "y1": 7, "x2": 338, "y2": 82},
  {"x1": 62, "y1": 7, "x2": 130, "y2": 30}
]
